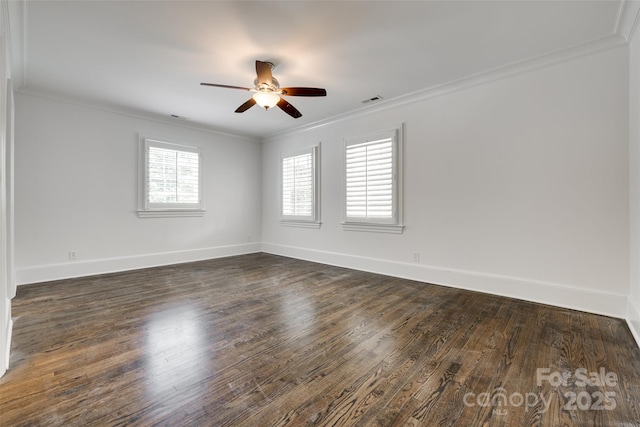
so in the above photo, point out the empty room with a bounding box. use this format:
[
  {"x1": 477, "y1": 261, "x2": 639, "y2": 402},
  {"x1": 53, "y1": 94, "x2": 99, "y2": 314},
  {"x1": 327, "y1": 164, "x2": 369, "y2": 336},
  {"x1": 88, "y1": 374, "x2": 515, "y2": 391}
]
[{"x1": 1, "y1": 1, "x2": 640, "y2": 426}]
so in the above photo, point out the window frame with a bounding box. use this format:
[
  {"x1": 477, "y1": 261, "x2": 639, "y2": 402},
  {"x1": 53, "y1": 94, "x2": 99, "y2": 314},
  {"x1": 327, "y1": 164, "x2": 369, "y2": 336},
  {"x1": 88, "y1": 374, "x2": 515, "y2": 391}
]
[
  {"x1": 342, "y1": 126, "x2": 404, "y2": 234},
  {"x1": 137, "y1": 136, "x2": 205, "y2": 218},
  {"x1": 280, "y1": 143, "x2": 321, "y2": 228}
]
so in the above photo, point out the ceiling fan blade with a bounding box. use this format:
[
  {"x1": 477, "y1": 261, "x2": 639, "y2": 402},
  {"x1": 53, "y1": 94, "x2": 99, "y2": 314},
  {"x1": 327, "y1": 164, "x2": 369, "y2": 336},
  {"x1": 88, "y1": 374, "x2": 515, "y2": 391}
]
[
  {"x1": 256, "y1": 60, "x2": 273, "y2": 85},
  {"x1": 235, "y1": 98, "x2": 257, "y2": 113},
  {"x1": 277, "y1": 98, "x2": 302, "y2": 119},
  {"x1": 280, "y1": 87, "x2": 327, "y2": 97},
  {"x1": 201, "y1": 83, "x2": 251, "y2": 91}
]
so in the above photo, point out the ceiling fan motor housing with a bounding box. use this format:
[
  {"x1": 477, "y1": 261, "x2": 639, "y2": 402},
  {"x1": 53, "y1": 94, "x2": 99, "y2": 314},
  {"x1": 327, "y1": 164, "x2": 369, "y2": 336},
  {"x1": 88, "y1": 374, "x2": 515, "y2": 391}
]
[{"x1": 254, "y1": 76, "x2": 280, "y2": 92}]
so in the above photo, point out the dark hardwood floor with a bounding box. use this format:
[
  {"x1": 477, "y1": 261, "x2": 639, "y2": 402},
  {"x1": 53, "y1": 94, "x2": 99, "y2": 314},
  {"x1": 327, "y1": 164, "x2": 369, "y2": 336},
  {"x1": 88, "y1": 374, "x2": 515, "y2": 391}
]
[{"x1": 1, "y1": 253, "x2": 639, "y2": 426}]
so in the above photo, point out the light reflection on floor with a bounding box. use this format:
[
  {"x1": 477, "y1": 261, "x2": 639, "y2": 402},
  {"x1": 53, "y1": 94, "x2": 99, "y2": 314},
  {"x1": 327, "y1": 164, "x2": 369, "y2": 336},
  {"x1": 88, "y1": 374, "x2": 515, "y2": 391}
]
[
  {"x1": 280, "y1": 289, "x2": 316, "y2": 340},
  {"x1": 144, "y1": 304, "x2": 207, "y2": 396}
]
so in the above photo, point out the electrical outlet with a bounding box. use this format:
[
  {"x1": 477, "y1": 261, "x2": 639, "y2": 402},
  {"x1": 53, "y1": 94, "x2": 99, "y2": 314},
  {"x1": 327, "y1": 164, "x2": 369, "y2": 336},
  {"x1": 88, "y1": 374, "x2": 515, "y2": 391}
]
[
  {"x1": 412, "y1": 252, "x2": 420, "y2": 263},
  {"x1": 68, "y1": 250, "x2": 77, "y2": 261},
  {"x1": 247, "y1": 235, "x2": 252, "y2": 242}
]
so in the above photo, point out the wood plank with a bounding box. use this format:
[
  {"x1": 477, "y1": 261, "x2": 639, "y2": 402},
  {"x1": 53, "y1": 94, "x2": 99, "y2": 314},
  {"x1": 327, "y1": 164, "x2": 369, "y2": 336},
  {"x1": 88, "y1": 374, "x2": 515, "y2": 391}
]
[{"x1": 1, "y1": 253, "x2": 639, "y2": 426}]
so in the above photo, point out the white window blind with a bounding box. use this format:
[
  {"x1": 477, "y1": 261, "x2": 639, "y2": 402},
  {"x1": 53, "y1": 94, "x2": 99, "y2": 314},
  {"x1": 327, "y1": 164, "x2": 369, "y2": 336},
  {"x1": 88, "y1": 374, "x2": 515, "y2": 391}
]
[
  {"x1": 282, "y1": 152, "x2": 313, "y2": 217},
  {"x1": 138, "y1": 137, "x2": 204, "y2": 217},
  {"x1": 343, "y1": 126, "x2": 403, "y2": 233},
  {"x1": 148, "y1": 146, "x2": 199, "y2": 205},
  {"x1": 280, "y1": 144, "x2": 320, "y2": 227},
  {"x1": 346, "y1": 138, "x2": 394, "y2": 220}
]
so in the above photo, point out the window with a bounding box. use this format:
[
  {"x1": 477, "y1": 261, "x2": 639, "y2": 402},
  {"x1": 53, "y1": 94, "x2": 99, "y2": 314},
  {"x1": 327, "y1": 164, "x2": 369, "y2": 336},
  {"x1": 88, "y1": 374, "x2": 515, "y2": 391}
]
[
  {"x1": 138, "y1": 137, "x2": 204, "y2": 218},
  {"x1": 343, "y1": 126, "x2": 403, "y2": 233},
  {"x1": 280, "y1": 144, "x2": 320, "y2": 228}
]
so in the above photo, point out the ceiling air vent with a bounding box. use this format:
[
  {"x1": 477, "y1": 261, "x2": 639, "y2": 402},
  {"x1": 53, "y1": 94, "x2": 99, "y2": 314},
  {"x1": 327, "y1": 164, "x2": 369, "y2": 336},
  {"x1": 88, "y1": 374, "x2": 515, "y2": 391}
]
[{"x1": 361, "y1": 95, "x2": 383, "y2": 104}]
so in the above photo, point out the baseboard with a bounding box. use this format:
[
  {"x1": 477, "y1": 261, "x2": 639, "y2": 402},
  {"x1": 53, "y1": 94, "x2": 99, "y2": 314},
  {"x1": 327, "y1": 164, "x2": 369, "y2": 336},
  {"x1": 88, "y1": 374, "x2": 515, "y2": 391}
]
[
  {"x1": 16, "y1": 242, "x2": 262, "y2": 285},
  {"x1": 627, "y1": 298, "x2": 640, "y2": 349},
  {"x1": 262, "y1": 242, "x2": 627, "y2": 319},
  {"x1": 14, "y1": 241, "x2": 632, "y2": 329},
  {"x1": 1, "y1": 315, "x2": 12, "y2": 378}
]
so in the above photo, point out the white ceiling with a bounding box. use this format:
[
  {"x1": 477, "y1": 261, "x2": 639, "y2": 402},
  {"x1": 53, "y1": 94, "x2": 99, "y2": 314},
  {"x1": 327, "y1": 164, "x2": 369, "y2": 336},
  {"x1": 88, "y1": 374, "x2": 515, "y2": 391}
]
[{"x1": 19, "y1": 0, "x2": 626, "y2": 139}]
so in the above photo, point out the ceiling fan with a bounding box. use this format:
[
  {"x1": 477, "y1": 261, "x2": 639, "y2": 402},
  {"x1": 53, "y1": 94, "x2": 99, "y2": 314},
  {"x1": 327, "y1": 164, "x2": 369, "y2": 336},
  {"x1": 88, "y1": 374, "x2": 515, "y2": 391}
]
[{"x1": 201, "y1": 60, "x2": 327, "y2": 119}]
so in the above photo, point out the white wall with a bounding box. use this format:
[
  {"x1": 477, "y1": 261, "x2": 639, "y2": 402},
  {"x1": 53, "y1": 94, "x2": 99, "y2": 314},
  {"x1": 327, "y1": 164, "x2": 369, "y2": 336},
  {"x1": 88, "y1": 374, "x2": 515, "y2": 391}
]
[
  {"x1": 15, "y1": 92, "x2": 262, "y2": 284},
  {"x1": 628, "y1": 18, "x2": 640, "y2": 344},
  {"x1": 262, "y1": 45, "x2": 630, "y2": 318},
  {"x1": 0, "y1": 0, "x2": 16, "y2": 378}
]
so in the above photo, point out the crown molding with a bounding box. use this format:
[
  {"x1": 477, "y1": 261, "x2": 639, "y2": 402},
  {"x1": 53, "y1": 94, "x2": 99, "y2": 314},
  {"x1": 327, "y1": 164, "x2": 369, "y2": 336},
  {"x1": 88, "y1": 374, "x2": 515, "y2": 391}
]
[
  {"x1": 617, "y1": 0, "x2": 640, "y2": 41},
  {"x1": 262, "y1": 35, "x2": 626, "y2": 143},
  {"x1": 16, "y1": 33, "x2": 626, "y2": 146},
  {"x1": 1, "y1": 0, "x2": 26, "y2": 89},
  {"x1": 15, "y1": 87, "x2": 261, "y2": 142},
  {"x1": 16, "y1": 0, "x2": 26, "y2": 88}
]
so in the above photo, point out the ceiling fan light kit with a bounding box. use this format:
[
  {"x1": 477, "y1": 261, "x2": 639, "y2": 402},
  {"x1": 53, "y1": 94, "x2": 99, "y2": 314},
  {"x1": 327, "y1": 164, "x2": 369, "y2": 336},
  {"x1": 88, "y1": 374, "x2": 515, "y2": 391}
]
[
  {"x1": 252, "y1": 91, "x2": 280, "y2": 110},
  {"x1": 201, "y1": 60, "x2": 327, "y2": 118}
]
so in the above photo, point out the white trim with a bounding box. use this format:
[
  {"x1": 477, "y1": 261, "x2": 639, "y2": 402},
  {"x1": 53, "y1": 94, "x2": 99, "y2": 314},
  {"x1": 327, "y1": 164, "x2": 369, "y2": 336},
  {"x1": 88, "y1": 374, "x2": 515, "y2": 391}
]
[
  {"x1": 136, "y1": 209, "x2": 205, "y2": 218},
  {"x1": 341, "y1": 222, "x2": 404, "y2": 234},
  {"x1": 614, "y1": 0, "x2": 626, "y2": 36},
  {"x1": 6, "y1": 78, "x2": 14, "y2": 298},
  {"x1": 16, "y1": 87, "x2": 261, "y2": 141},
  {"x1": 617, "y1": 0, "x2": 640, "y2": 41},
  {"x1": 280, "y1": 143, "x2": 321, "y2": 224},
  {"x1": 261, "y1": 242, "x2": 628, "y2": 319},
  {"x1": 18, "y1": 0, "x2": 26, "y2": 87},
  {"x1": 4, "y1": 0, "x2": 25, "y2": 89},
  {"x1": 138, "y1": 135, "x2": 205, "y2": 216},
  {"x1": 343, "y1": 125, "x2": 403, "y2": 230},
  {"x1": 263, "y1": 36, "x2": 625, "y2": 142},
  {"x1": 280, "y1": 220, "x2": 321, "y2": 229},
  {"x1": 16, "y1": 243, "x2": 261, "y2": 285},
  {"x1": 0, "y1": 9, "x2": 10, "y2": 377},
  {"x1": 10, "y1": 36, "x2": 627, "y2": 144},
  {"x1": 627, "y1": 298, "x2": 640, "y2": 349},
  {"x1": 1, "y1": 315, "x2": 11, "y2": 377}
]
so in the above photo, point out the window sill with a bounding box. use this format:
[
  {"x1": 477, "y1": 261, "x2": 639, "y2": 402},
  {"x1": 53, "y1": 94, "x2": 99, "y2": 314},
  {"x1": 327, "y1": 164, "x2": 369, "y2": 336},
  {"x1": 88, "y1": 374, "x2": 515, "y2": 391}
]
[
  {"x1": 280, "y1": 220, "x2": 322, "y2": 229},
  {"x1": 341, "y1": 222, "x2": 404, "y2": 234},
  {"x1": 137, "y1": 209, "x2": 205, "y2": 218}
]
